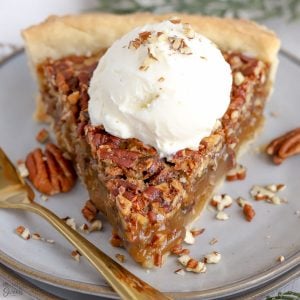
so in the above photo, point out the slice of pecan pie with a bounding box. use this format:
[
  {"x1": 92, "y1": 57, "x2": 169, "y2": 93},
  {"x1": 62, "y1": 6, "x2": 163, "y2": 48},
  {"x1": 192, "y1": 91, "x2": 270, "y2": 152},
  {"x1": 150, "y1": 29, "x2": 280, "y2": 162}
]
[{"x1": 22, "y1": 13, "x2": 280, "y2": 267}]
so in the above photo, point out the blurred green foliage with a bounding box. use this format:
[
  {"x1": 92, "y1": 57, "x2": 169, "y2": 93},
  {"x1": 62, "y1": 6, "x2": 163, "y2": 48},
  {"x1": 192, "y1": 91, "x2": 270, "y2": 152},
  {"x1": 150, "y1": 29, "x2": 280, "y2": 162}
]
[{"x1": 93, "y1": 0, "x2": 300, "y2": 21}]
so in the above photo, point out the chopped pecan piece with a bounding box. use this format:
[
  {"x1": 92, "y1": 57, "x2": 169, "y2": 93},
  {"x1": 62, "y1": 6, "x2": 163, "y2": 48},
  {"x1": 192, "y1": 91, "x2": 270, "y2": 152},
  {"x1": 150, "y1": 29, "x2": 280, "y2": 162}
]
[
  {"x1": 139, "y1": 31, "x2": 151, "y2": 43},
  {"x1": 184, "y1": 229, "x2": 195, "y2": 245},
  {"x1": 243, "y1": 204, "x2": 255, "y2": 222},
  {"x1": 204, "y1": 251, "x2": 222, "y2": 264},
  {"x1": 211, "y1": 194, "x2": 233, "y2": 211},
  {"x1": 81, "y1": 200, "x2": 99, "y2": 222},
  {"x1": 226, "y1": 164, "x2": 246, "y2": 181},
  {"x1": 169, "y1": 18, "x2": 181, "y2": 24},
  {"x1": 171, "y1": 244, "x2": 190, "y2": 256},
  {"x1": 15, "y1": 226, "x2": 31, "y2": 240},
  {"x1": 266, "y1": 128, "x2": 300, "y2": 164},
  {"x1": 62, "y1": 216, "x2": 76, "y2": 230},
  {"x1": 89, "y1": 220, "x2": 102, "y2": 232},
  {"x1": 250, "y1": 185, "x2": 284, "y2": 205},
  {"x1": 25, "y1": 143, "x2": 77, "y2": 195},
  {"x1": 178, "y1": 255, "x2": 206, "y2": 273}
]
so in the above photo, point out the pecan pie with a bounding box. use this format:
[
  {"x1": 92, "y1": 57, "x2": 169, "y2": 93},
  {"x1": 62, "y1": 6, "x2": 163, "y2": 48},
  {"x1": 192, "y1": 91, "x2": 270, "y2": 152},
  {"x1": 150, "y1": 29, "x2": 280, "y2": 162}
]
[{"x1": 22, "y1": 13, "x2": 280, "y2": 267}]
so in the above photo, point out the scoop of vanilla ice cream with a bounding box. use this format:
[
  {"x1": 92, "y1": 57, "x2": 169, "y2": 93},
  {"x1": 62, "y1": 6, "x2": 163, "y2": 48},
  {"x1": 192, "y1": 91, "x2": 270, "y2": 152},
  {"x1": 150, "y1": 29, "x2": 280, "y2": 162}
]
[{"x1": 88, "y1": 20, "x2": 232, "y2": 157}]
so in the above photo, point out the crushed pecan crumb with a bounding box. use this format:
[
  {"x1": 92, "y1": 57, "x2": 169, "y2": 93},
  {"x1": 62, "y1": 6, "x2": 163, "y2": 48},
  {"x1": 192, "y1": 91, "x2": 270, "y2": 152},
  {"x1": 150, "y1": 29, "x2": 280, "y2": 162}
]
[
  {"x1": 41, "y1": 194, "x2": 48, "y2": 201},
  {"x1": 147, "y1": 47, "x2": 158, "y2": 61},
  {"x1": 233, "y1": 71, "x2": 245, "y2": 86},
  {"x1": 71, "y1": 249, "x2": 81, "y2": 262},
  {"x1": 182, "y1": 23, "x2": 195, "y2": 39},
  {"x1": 79, "y1": 223, "x2": 90, "y2": 233},
  {"x1": 184, "y1": 229, "x2": 195, "y2": 245},
  {"x1": 209, "y1": 238, "x2": 218, "y2": 245},
  {"x1": 17, "y1": 160, "x2": 29, "y2": 178},
  {"x1": 174, "y1": 268, "x2": 185, "y2": 275},
  {"x1": 129, "y1": 38, "x2": 141, "y2": 50},
  {"x1": 115, "y1": 253, "x2": 126, "y2": 263},
  {"x1": 32, "y1": 233, "x2": 41, "y2": 240},
  {"x1": 169, "y1": 18, "x2": 181, "y2": 24},
  {"x1": 36, "y1": 128, "x2": 50, "y2": 144}
]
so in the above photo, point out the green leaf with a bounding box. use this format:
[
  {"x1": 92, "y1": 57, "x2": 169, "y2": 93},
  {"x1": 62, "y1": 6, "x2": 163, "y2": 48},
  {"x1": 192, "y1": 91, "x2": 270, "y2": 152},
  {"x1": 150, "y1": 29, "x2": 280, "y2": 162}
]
[
  {"x1": 266, "y1": 291, "x2": 300, "y2": 300},
  {"x1": 91, "y1": 0, "x2": 300, "y2": 21}
]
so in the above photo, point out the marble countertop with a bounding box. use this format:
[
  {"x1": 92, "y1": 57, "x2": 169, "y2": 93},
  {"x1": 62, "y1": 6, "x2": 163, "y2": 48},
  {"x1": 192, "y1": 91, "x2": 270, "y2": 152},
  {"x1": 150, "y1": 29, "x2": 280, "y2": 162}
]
[{"x1": 0, "y1": 0, "x2": 299, "y2": 299}]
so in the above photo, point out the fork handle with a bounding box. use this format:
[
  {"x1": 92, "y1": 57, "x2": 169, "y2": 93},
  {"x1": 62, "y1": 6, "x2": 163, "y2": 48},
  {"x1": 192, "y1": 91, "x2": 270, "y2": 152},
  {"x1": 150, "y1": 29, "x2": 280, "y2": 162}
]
[{"x1": 1, "y1": 201, "x2": 171, "y2": 300}]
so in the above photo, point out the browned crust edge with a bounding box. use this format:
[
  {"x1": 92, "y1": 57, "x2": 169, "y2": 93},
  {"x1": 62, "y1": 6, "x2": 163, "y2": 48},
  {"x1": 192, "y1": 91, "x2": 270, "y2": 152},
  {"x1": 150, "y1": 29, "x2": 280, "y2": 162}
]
[{"x1": 22, "y1": 13, "x2": 280, "y2": 65}]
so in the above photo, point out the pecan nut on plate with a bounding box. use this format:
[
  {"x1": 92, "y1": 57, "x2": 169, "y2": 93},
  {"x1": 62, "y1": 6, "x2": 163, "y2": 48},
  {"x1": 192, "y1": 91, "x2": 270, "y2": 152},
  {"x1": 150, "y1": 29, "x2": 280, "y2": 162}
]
[
  {"x1": 266, "y1": 128, "x2": 300, "y2": 164},
  {"x1": 25, "y1": 143, "x2": 77, "y2": 195}
]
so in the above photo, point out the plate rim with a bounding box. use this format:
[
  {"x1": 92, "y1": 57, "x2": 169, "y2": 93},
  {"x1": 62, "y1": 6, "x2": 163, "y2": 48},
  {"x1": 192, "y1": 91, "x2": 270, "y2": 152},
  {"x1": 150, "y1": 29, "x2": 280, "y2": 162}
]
[
  {"x1": 3, "y1": 263, "x2": 300, "y2": 300},
  {"x1": 1, "y1": 50, "x2": 299, "y2": 299},
  {"x1": 1, "y1": 245, "x2": 299, "y2": 299}
]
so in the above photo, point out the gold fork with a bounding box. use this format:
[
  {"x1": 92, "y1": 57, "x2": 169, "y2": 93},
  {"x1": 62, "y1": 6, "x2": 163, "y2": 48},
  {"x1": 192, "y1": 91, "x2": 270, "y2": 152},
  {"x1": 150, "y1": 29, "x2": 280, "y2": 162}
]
[{"x1": 0, "y1": 148, "x2": 172, "y2": 300}]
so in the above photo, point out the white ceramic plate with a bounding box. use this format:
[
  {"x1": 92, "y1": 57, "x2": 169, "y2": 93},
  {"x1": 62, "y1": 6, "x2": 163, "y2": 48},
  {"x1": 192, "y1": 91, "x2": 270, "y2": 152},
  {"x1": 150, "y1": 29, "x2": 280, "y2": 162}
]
[{"x1": 0, "y1": 52, "x2": 299, "y2": 299}]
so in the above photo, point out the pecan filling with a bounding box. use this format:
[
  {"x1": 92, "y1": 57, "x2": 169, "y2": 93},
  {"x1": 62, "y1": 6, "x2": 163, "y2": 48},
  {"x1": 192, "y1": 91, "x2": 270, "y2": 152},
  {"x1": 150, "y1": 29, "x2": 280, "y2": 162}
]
[{"x1": 37, "y1": 50, "x2": 269, "y2": 267}]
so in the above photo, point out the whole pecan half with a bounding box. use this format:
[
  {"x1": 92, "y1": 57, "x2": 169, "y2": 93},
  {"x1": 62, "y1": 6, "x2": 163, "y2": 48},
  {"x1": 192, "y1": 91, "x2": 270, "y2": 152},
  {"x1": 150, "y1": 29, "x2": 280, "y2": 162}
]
[
  {"x1": 25, "y1": 143, "x2": 77, "y2": 195},
  {"x1": 266, "y1": 128, "x2": 300, "y2": 164}
]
